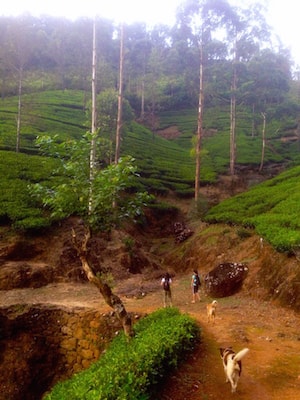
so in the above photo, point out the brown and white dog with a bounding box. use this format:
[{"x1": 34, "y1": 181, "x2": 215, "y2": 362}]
[
  {"x1": 206, "y1": 300, "x2": 217, "y2": 323},
  {"x1": 219, "y1": 347, "x2": 249, "y2": 393}
]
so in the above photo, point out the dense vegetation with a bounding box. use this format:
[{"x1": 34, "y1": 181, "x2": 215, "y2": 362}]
[
  {"x1": 44, "y1": 308, "x2": 200, "y2": 400},
  {"x1": 1, "y1": 90, "x2": 300, "y2": 250},
  {"x1": 0, "y1": 0, "x2": 299, "y2": 250},
  {"x1": 205, "y1": 166, "x2": 300, "y2": 252},
  {"x1": 0, "y1": 150, "x2": 60, "y2": 229}
]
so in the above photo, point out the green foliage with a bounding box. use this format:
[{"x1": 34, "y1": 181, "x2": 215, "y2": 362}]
[
  {"x1": 205, "y1": 166, "x2": 300, "y2": 252},
  {"x1": 1, "y1": 88, "x2": 300, "y2": 234},
  {"x1": 89, "y1": 158, "x2": 153, "y2": 230},
  {"x1": 0, "y1": 150, "x2": 59, "y2": 229},
  {"x1": 122, "y1": 121, "x2": 196, "y2": 188},
  {"x1": 1, "y1": 88, "x2": 299, "y2": 200},
  {"x1": 159, "y1": 106, "x2": 299, "y2": 175},
  {"x1": 0, "y1": 91, "x2": 87, "y2": 151},
  {"x1": 31, "y1": 134, "x2": 153, "y2": 231},
  {"x1": 0, "y1": 90, "x2": 197, "y2": 197},
  {"x1": 44, "y1": 308, "x2": 200, "y2": 400},
  {"x1": 96, "y1": 88, "x2": 134, "y2": 130},
  {"x1": 236, "y1": 228, "x2": 252, "y2": 239}
]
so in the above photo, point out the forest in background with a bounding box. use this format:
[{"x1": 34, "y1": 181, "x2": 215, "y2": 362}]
[{"x1": 0, "y1": 0, "x2": 299, "y2": 123}]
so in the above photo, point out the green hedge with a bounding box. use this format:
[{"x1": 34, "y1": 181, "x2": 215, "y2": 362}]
[{"x1": 44, "y1": 308, "x2": 200, "y2": 400}]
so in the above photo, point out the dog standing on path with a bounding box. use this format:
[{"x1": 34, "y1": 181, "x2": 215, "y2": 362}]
[
  {"x1": 219, "y1": 347, "x2": 249, "y2": 393},
  {"x1": 206, "y1": 300, "x2": 217, "y2": 323}
]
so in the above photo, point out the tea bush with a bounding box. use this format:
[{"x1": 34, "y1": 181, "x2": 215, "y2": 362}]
[
  {"x1": 204, "y1": 165, "x2": 300, "y2": 252},
  {"x1": 44, "y1": 308, "x2": 200, "y2": 400},
  {"x1": 0, "y1": 151, "x2": 59, "y2": 229}
]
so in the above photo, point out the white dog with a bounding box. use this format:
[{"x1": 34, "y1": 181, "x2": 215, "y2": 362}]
[{"x1": 219, "y1": 347, "x2": 249, "y2": 393}]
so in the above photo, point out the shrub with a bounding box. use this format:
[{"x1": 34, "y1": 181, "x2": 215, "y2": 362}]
[{"x1": 44, "y1": 308, "x2": 200, "y2": 400}]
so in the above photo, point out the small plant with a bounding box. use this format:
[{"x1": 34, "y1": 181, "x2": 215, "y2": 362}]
[
  {"x1": 122, "y1": 236, "x2": 135, "y2": 254},
  {"x1": 96, "y1": 272, "x2": 115, "y2": 288},
  {"x1": 236, "y1": 228, "x2": 252, "y2": 239}
]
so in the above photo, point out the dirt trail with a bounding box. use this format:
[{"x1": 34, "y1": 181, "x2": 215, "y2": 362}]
[
  {"x1": 157, "y1": 279, "x2": 300, "y2": 400},
  {"x1": 1, "y1": 278, "x2": 300, "y2": 400}
]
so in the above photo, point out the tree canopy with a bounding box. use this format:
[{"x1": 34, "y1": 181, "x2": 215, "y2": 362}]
[{"x1": 0, "y1": 1, "x2": 294, "y2": 119}]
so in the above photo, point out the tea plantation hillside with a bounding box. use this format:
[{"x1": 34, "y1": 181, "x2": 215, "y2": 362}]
[
  {"x1": 0, "y1": 90, "x2": 88, "y2": 151},
  {"x1": 205, "y1": 165, "x2": 300, "y2": 252},
  {"x1": 0, "y1": 89, "x2": 300, "y2": 254},
  {"x1": 158, "y1": 106, "x2": 300, "y2": 170},
  {"x1": 0, "y1": 90, "x2": 199, "y2": 194},
  {"x1": 1, "y1": 89, "x2": 300, "y2": 176}
]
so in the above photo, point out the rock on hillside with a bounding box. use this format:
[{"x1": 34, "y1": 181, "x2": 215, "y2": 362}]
[{"x1": 164, "y1": 222, "x2": 300, "y2": 311}]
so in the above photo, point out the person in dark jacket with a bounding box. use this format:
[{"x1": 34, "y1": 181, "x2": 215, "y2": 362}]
[
  {"x1": 161, "y1": 272, "x2": 172, "y2": 307},
  {"x1": 191, "y1": 269, "x2": 201, "y2": 303}
]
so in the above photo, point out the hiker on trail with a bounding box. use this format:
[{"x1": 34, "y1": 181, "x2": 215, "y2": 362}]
[
  {"x1": 161, "y1": 272, "x2": 172, "y2": 308},
  {"x1": 191, "y1": 269, "x2": 201, "y2": 303}
]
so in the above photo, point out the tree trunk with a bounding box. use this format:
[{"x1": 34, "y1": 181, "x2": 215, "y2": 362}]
[
  {"x1": 230, "y1": 89, "x2": 236, "y2": 175},
  {"x1": 115, "y1": 23, "x2": 124, "y2": 164},
  {"x1": 89, "y1": 19, "x2": 97, "y2": 215},
  {"x1": 230, "y1": 38, "x2": 237, "y2": 176},
  {"x1": 251, "y1": 103, "x2": 255, "y2": 138},
  {"x1": 72, "y1": 227, "x2": 134, "y2": 337},
  {"x1": 140, "y1": 77, "x2": 145, "y2": 121},
  {"x1": 83, "y1": 23, "x2": 133, "y2": 336},
  {"x1": 195, "y1": 40, "x2": 204, "y2": 202},
  {"x1": 259, "y1": 112, "x2": 266, "y2": 172},
  {"x1": 16, "y1": 66, "x2": 23, "y2": 153}
]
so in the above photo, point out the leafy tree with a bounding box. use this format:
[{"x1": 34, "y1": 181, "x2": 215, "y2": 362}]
[
  {"x1": 31, "y1": 134, "x2": 152, "y2": 336},
  {"x1": 246, "y1": 50, "x2": 291, "y2": 109},
  {"x1": 88, "y1": 88, "x2": 134, "y2": 163},
  {"x1": 174, "y1": 0, "x2": 233, "y2": 199},
  {"x1": 32, "y1": 134, "x2": 150, "y2": 230},
  {"x1": 221, "y1": 2, "x2": 272, "y2": 174},
  {"x1": 124, "y1": 22, "x2": 152, "y2": 119}
]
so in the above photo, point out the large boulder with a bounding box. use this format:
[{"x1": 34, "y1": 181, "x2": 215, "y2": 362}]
[
  {"x1": 204, "y1": 262, "x2": 249, "y2": 297},
  {"x1": 174, "y1": 222, "x2": 193, "y2": 243}
]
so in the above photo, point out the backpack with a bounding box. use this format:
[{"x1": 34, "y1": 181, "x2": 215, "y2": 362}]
[
  {"x1": 163, "y1": 277, "x2": 170, "y2": 291},
  {"x1": 193, "y1": 274, "x2": 201, "y2": 286}
]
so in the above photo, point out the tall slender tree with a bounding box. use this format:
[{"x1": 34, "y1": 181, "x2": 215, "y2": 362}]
[
  {"x1": 195, "y1": 36, "x2": 204, "y2": 202},
  {"x1": 230, "y1": 33, "x2": 237, "y2": 175},
  {"x1": 71, "y1": 20, "x2": 134, "y2": 338},
  {"x1": 115, "y1": 23, "x2": 124, "y2": 164},
  {"x1": 89, "y1": 19, "x2": 97, "y2": 214},
  {"x1": 4, "y1": 16, "x2": 35, "y2": 151},
  {"x1": 259, "y1": 112, "x2": 266, "y2": 172}
]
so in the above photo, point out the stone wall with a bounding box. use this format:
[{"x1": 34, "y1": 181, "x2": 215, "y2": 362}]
[{"x1": 0, "y1": 305, "x2": 123, "y2": 400}]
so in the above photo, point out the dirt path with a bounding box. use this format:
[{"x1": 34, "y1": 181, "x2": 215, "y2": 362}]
[
  {"x1": 157, "y1": 279, "x2": 300, "y2": 400},
  {"x1": 1, "y1": 278, "x2": 300, "y2": 400}
]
